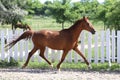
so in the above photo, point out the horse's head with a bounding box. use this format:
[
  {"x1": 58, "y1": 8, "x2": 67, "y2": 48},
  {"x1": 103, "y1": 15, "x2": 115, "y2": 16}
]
[{"x1": 81, "y1": 16, "x2": 96, "y2": 34}]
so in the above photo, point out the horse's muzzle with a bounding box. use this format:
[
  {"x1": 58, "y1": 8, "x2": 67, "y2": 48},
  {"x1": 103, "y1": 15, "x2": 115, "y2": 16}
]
[{"x1": 91, "y1": 30, "x2": 96, "y2": 34}]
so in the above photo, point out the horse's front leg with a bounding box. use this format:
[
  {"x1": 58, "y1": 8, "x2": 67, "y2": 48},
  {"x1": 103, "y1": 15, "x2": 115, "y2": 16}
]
[
  {"x1": 73, "y1": 47, "x2": 92, "y2": 69},
  {"x1": 57, "y1": 50, "x2": 69, "y2": 71}
]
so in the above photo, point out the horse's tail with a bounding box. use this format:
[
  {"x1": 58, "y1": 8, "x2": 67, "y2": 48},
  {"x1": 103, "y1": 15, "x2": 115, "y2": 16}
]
[{"x1": 5, "y1": 30, "x2": 33, "y2": 50}]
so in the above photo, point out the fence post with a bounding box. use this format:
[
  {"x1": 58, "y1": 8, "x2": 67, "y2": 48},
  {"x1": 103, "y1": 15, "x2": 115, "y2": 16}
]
[
  {"x1": 0, "y1": 30, "x2": 5, "y2": 60},
  {"x1": 106, "y1": 29, "x2": 111, "y2": 66},
  {"x1": 117, "y1": 31, "x2": 120, "y2": 63},
  {"x1": 94, "y1": 32, "x2": 98, "y2": 64},
  {"x1": 88, "y1": 32, "x2": 92, "y2": 63},
  {"x1": 19, "y1": 39, "x2": 24, "y2": 61},
  {"x1": 111, "y1": 30, "x2": 116, "y2": 62},
  {"x1": 101, "y1": 31, "x2": 105, "y2": 63},
  {"x1": 31, "y1": 42, "x2": 34, "y2": 62},
  {"x1": 57, "y1": 50, "x2": 62, "y2": 62},
  {"x1": 38, "y1": 50, "x2": 42, "y2": 62},
  {"x1": 80, "y1": 31, "x2": 85, "y2": 61},
  {"x1": 74, "y1": 51, "x2": 78, "y2": 63},
  {"x1": 8, "y1": 30, "x2": 13, "y2": 59},
  {"x1": 51, "y1": 49, "x2": 55, "y2": 62},
  {"x1": 45, "y1": 47, "x2": 48, "y2": 59},
  {"x1": 54, "y1": 50, "x2": 58, "y2": 61},
  {"x1": 67, "y1": 51, "x2": 72, "y2": 62},
  {"x1": 6, "y1": 29, "x2": 9, "y2": 62},
  {"x1": 13, "y1": 31, "x2": 18, "y2": 60}
]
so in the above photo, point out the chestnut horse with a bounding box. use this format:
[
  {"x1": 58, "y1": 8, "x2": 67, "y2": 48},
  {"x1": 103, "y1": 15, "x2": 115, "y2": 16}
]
[{"x1": 5, "y1": 16, "x2": 96, "y2": 70}]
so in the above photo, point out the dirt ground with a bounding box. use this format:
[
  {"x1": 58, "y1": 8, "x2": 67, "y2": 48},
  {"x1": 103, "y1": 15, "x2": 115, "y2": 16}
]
[{"x1": 0, "y1": 68, "x2": 120, "y2": 80}]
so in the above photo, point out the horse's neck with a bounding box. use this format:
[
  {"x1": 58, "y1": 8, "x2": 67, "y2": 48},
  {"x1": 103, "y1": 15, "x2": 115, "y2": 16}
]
[{"x1": 68, "y1": 24, "x2": 83, "y2": 41}]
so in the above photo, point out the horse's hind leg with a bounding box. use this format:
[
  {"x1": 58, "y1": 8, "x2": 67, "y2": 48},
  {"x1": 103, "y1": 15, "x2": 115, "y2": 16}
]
[
  {"x1": 22, "y1": 47, "x2": 38, "y2": 69},
  {"x1": 39, "y1": 47, "x2": 53, "y2": 68}
]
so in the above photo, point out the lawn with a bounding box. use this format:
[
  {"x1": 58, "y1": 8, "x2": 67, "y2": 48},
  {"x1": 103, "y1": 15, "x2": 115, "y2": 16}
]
[
  {"x1": 0, "y1": 16, "x2": 104, "y2": 31},
  {"x1": 0, "y1": 57, "x2": 119, "y2": 71},
  {"x1": 27, "y1": 61, "x2": 120, "y2": 71},
  {"x1": 25, "y1": 16, "x2": 104, "y2": 31}
]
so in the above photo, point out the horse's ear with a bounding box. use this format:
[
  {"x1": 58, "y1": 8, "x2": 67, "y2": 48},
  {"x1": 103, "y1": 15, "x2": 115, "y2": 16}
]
[
  {"x1": 87, "y1": 17, "x2": 89, "y2": 19},
  {"x1": 83, "y1": 16, "x2": 85, "y2": 19},
  {"x1": 83, "y1": 16, "x2": 88, "y2": 20}
]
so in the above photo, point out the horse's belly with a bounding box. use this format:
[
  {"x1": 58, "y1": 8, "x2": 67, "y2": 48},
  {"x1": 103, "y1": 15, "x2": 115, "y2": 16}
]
[
  {"x1": 46, "y1": 41, "x2": 73, "y2": 50},
  {"x1": 47, "y1": 44, "x2": 63, "y2": 50}
]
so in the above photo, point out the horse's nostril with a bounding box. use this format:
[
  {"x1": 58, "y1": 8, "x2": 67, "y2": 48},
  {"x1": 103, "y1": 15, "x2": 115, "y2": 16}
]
[{"x1": 92, "y1": 30, "x2": 96, "y2": 34}]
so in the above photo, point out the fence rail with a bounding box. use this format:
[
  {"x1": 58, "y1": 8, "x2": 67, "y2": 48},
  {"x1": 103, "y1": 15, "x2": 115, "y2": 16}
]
[{"x1": 0, "y1": 29, "x2": 120, "y2": 65}]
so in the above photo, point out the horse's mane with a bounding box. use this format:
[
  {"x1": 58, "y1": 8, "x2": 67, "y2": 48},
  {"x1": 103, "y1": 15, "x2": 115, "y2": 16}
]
[{"x1": 68, "y1": 19, "x2": 83, "y2": 30}]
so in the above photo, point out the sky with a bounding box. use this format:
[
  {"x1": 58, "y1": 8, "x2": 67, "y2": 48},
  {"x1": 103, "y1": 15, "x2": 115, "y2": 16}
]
[{"x1": 40, "y1": 0, "x2": 105, "y2": 4}]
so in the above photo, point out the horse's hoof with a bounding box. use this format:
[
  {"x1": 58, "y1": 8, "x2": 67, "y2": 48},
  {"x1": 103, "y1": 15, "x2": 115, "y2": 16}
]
[
  {"x1": 21, "y1": 65, "x2": 26, "y2": 69},
  {"x1": 54, "y1": 68, "x2": 61, "y2": 74},
  {"x1": 50, "y1": 64, "x2": 53, "y2": 68},
  {"x1": 21, "y1": 67, "x2": 24, "y2": 69},
  {"x1": 87, "y1": 65, "x2": 92, "y2": 70},
  {"x1": 58, "y1": 68, "x2": 61, "y2": 72}
]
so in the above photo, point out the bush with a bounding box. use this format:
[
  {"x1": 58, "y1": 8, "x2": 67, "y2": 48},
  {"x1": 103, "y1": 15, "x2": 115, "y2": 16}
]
[{"x1": 0, "y1": 57, "x2": 19, "y2": 68}]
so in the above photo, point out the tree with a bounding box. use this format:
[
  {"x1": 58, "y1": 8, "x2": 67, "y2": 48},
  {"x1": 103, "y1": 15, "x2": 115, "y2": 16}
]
[
  {"x1": 70, "y1": 2, "x2": 83, "y2": 22},
  {"x1": 79, "y1": 0, "x2": 100, "y2": 19},
  {"x1": 46, "y1": 0, "x2": 82, "y2": 29},
  {"x1": 96, "y1": 0, "x2": 120, "y2": 30},
  {"x1": 48, "y1": 0, "x2": 72, "y2": 29},
  {"x1": 20, "y1": 0, "x2": 44, "y2": 15},
  {"x1": 0, "y1": 0, "x2": 7, "y2": 11},
  {"x1": 0, "y1": 0, "x2": 27, "y2": 26},
  {"x1": 105, "y1": 0, "x2": 120, "y2": 30}
]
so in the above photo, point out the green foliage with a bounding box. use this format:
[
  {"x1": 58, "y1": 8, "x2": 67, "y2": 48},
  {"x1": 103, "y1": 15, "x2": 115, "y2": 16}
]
[
  {"x1": 0, "y1": 57, "x2": 19, "y2": 68},
  {"x1": 46, "y1": 0, "x2": 74, "y2": 29},
  {"x1": 0, "y1": 0, "x2": 27, "y2": 25},
  {"x1": 105, "y1": 1, "x2": 120, "y2": 30},
  {"x1": 45, "y1": 0, "x2": 102, "y2": 29},
  {"x1": 18, "y1": 0, "x2": 44, "y2": 15},
  {"x1": 95, "y1": 0, "x2": 120, "y2": 30}
]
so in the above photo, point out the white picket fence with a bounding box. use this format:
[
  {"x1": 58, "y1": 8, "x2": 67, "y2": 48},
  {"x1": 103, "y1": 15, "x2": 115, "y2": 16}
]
[{"x1": 0, "y1": 29, "x2": 120, "y2": 64}]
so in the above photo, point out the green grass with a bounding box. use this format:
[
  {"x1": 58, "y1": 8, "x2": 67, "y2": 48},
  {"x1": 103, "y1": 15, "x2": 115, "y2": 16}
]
[
  {"x1": 20, "y1": 61, "x2": 120, "y2": 71},
  {"x1": 25, "y1": 16, "x2": 104, "y2": 31},
  {"x1": 0, "y1": 57, "x2": 119, "y2": 71}
]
